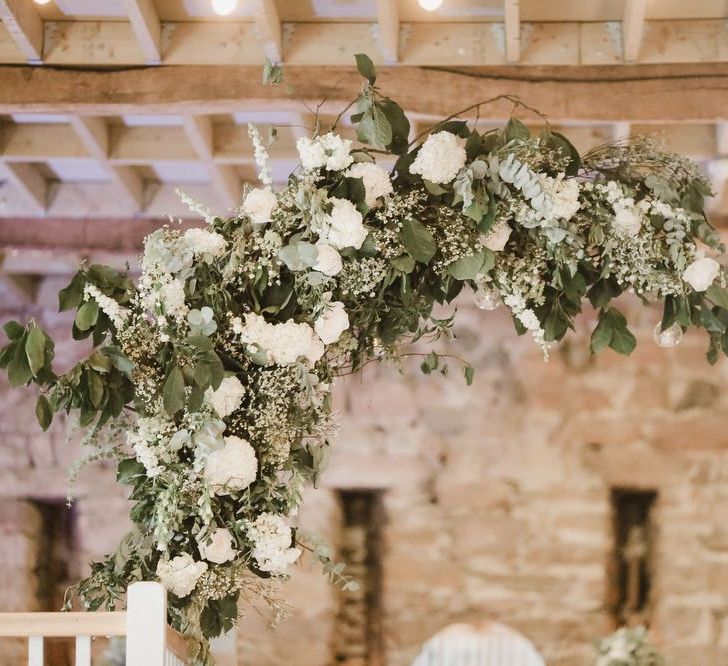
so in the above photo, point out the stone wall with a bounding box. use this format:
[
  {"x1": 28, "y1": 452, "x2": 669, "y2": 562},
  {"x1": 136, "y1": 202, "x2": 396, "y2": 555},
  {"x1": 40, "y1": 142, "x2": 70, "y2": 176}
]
[{"x1": 2, "y1": 275, "x2": 728, "y2": 665}]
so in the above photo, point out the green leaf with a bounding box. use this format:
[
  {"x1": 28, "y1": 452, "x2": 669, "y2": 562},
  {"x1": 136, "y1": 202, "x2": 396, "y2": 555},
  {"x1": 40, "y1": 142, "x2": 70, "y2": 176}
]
[
  {"x1": 58, "y1": 272, "x2": 85, "y2": 312},
  {"x1": 278, "y1": 241, "x2": 318, "y2": 271},
  {"x1": 590, "y1": 314, "x2": 613, "y2": 354},
  {"x1": 35, "y1": 395, "x2": 52, "y2": 431},
  {"x1": 87, "y1": 369, "x2": 104, "y2": 408},
  {"x1": 446, "y1": 250, "x2": 487, "y2": 281},
  {"x1": 505, "y1": 118, "x2": 530, "y2": 142},
  {"x1": 8, "y1": 341, "x2": 32, "y2": 387},
  {"x1": 380, "y1": 100, "x2": 410, "y2": 154},
  {"x1": 463, "y1": 365, "x2": 475, "y2": 386},
  {"x1": 609, "y1": 326, "x2": 636, "y2": 355},
  {"x1": 547, "y1": 131, "x2": 581, "y2": 177},
  {"x1": 117, "y1": 458, "x2": 146, "y2": 484},
  {"x1": 102, "y1": 346, "x2": 135, "y2": 374},
  {"x1": 262, "y1": 59, "x2": 283, "y2": 85},
  {"x1": 354, "y1": 53, "x2": 376, "y2": 84},
  {"x1": 75, "y1": 301, "x2": 99, "y2": 331},
  {"x1": 163, "y1": 366, "x2": 186, "y2": 415},
  {"x1": 25, "y1": 326, "x2": 46, "y2": 376},
  {"x1": 3, "y1": 321, "x2": 25, "y2": 340},
  {"x1": 88, "y1": 350, "x2": 112, "y2": 373},
  {"x1": 706, "y1": 285, "x2": 728, "y2": 310},
  {"x1": 400, "y1": 218, "x2": 436, "y2": 263},
  {"x1": 391, "y1": 254, "x2": 416, "y2": 273},
  {"x1": 357, "y1": 104, "x2": 392, "y2": 149}
]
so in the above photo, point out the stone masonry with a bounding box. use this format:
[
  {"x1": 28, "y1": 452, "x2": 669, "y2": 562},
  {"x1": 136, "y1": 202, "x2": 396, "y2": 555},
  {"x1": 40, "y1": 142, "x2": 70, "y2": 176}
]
[{"x1": 2, "y1": 270, "x2": 728, "y2": 665}]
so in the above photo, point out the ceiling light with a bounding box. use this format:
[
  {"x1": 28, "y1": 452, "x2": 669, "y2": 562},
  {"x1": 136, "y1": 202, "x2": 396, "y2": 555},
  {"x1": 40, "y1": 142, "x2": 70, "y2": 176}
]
[
  {"x1": 418, "y1": 0, "x2": 444, "y2": 10},
  {"x1": 33, "y1": 0, "x2": 52, "y2": 5},
  {"x1": 212, "y1": 0, "x2": 237, "y2": 15}
]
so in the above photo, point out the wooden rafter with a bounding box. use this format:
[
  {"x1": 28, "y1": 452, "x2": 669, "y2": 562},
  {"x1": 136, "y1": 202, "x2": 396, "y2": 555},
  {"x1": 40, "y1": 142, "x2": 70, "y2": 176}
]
[
  {"x1": 0, "y1": 162, "x2": 47, "y2": 215},
  {"x1": 252, "y1": 0, "x2": 282, "y2": 63},
  {"x1": 504, "y1": 0, "x2": 520, "y2": 64},
  {"x1": 122, "y1": 0, "x2": 162, "y2": 64},
  {"x1": 622, "y1": 0, "x2": 647, "y2": 62},
  {"x1": 0, "y1": 0, "x2": 42, "y2": 63},
  {"x1": 376, "y1": 0, "x2": 400, "y2": 64}
]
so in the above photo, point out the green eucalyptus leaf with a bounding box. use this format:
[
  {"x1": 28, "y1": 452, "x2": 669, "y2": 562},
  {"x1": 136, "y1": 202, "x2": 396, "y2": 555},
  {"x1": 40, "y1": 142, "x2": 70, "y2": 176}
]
[
  {"x1": 102, "y1": 346, "x2": 135, "y2": 374},
  {"x1": 446, "y1": 250, "x2": 488, "y2": 281},
  {"x1": 8, "y1": 342, "x2": 32, "y2": 387},
  {"x1": 75, "y1": 301, "x2": 99, "y2": 331},
  {"x1": 354, "y1": 53, "x2": 376, "y2": 84},
  {"x1": 25, "y1": 326, "x2": 46, "y2": 376},
  {"x1": 3, "y1": 321, "x2": 25, "y2": 341},
  {"x1": 58, "y1": 272, "x2": 86, "y2": 312},
  {"x1": 706, "y1": 285, "x2": 728, "y2": 310},
  {"x1": 163, "y1": 366, "x2": 186, "y2": 415},
  {"x1": 400, "y1": 219, "x2": 436, "y2": 263},
  {"x1": 391, "y1": 254, "x2": 416, "y2": 273},
  {"x1": 35, "y1": 395, "x2": 52, "y2": 431}
]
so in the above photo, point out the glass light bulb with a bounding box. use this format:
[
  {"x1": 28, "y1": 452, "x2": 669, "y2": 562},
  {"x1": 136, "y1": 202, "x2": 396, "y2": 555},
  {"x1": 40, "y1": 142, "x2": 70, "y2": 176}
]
[
  {"x1": 653, "y1": 322, "x2": 683, "y2": 348},
  {"x1": 473, "y1": 286, "x2": 500, "y2": 311},
  {"x1": 212, "y1": 0, "x2": 238, "y2": 16},
  {"x1": 418, "y1": 0, "x2": 444, "y2": 10},
  {"x1": 33, "y1": 0, "x2": 51, "y2": 4}
]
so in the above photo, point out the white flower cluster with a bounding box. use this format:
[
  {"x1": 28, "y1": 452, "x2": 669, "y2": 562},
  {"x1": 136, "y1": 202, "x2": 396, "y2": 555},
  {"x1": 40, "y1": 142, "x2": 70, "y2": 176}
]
[
  {"x1": 83, "y1": 283, "x2": 129, "y2": 330},
  {"x1": 233, "y1": 313, "x2": 325, "y2": 366},
  {"x1": 313, "y1": 243, "x2": 343, "y2": 276},
  {"x1": 156, "y1": 553, "x2": 208, "y2": 598},
  {"x1": 197, "y1": 527, "x2": 237, "y2": 564},
  {"x1": 409, "y1": 132, "x2": 467, "y2": 184},
  {"x1": 205, "y1": 375, "x2": 245, "y2": 418},
  {"x1": 297, "y1": 132, "x2": 353, "y2": 172},
  {"x1": 127, "y1": 414, "x2": 175, "y2": 477},
  {"x1": 345, "y1": 162, "x2": 393, "y2": 207},
  {"x1": 248, "y1": 123, "x2": 272, "y2": 186},
  {"x1": 314, "y1": 300, "x2": 350, "y2": 345},
  {"x1": 601, "y1": 181, "x2": 649, "y2": 237},
  {"x1": 503, "y1": 292, "x2": 551, "y2": 358},
  {"x1": 539, "y1": 173, "x2": 581, "y2": 222},
  {"x1": 683, "y1": 255, "x2": 720, "y2": 292},
  {"x1": 481, "y1": 219, "x2": 512, "y2": 252},
  {"x1": 183, "y1": 228, "x2": 227, "y2": 261},
  {"x1": 203, "y1": 435, "x2": 258, "y2": 495},
  {"x1": 315, "y1": 198, "x2": 368, "y2": 250},
  {"x1": 243, "y1": 187, "x2": 277, "y2": 225},
  {"x1": 160, "y1": 278, "x2": 189, "y2": 321},
  {"x1": 247, "y1": 512, "x2": 301, "y2": 575}
]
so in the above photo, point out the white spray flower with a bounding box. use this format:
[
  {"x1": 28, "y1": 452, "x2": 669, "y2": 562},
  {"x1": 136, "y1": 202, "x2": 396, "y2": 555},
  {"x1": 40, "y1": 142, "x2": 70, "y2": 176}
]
[
  {"x1": 243, "y1": 187, "x2": 277, "y2": 225},
  {"x1": 297, "y1": 132, "x2": 353, "y2": 172},
  {"x1": 197, "y1": 528, "x2": 237, "y2": 564},
  {"x1": 203, "y1": 435, "x2": 258, "y2": 495},
  {"x1": 314, "y1": 301, "x2": 350, "y2": 345},
  {"x1": 319, "y1": 198, "x2": 368, "y2": 250},
  {"x1": 156, "y1": 554, "x2": 207, "y2": 598},
  {"x1": 234, "y1": 313, "x2": 325, "y2": 366},
  {"x1": 345, "y1": 162, "x2": 393, "y2": 207},
  {"x1": 409, "y1": 132, "x2": 467, "y2": 184},
  {"x1": 205, "y1": 376, "x2": 245, "y2": 418},
  {"x1": 247, "y1": 513, "x2": 301, "y2": 575}
]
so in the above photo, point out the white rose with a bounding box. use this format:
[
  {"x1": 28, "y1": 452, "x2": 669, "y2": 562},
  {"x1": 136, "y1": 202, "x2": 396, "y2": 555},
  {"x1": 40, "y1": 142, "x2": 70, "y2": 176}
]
[
  {"x1": 683, "y1": 256, "x2": 720, "y2": 292},
  {"x1": 409, "y1": 132, "x2": 467, "y2": 184},
  {"x1": 482, "y1": 219, "x2": 512, "y2": 252},
  {"x1": 314, "y1": 301, "x2": 350, "y2": 345},
  {"x1": 613, "y1": 206, "x2": 642, "y2": 236},
  {"x1": 297, "y1": 133, "x2": 353, "y2": 172},
  {"x1": 345, "y1": 162, "x2": 393, "y2": 207},
  {"x1": 313, "y1": 243, "x2": 343, "y2": 276},
  {"x1": 204, "y1": 435, "x2": 258, "y2": 495},
  {"x1": 322, "y1": 198, "x2": 368, "y2": 250},
  {"x1": 205, "y1": 375, "x2": 245, "y2": 418},
  {"x1": 243, "y1": 187, "x2": 277, "y2": 225},
  {"x1": 197, "y1": 528, "x2": 237, "y2": 564},
  {"x1": 156, "y1": 554, "x2": 207, "y2": 598}
]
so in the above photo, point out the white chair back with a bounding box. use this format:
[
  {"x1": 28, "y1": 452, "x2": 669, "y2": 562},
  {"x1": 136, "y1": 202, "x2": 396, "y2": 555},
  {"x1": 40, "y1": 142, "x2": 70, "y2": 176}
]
[{"x1": 412, "y1": 622, "x2": 546, "y2": 666}]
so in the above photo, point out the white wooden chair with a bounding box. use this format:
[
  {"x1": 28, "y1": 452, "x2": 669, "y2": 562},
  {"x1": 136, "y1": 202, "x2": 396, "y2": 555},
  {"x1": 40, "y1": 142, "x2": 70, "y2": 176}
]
[
  {"x1": 411, "y1": 621, "x2": 546, "y2": 666},
  {"x1": 0, "y1": 582, "x2": 188, "y2": 665}
]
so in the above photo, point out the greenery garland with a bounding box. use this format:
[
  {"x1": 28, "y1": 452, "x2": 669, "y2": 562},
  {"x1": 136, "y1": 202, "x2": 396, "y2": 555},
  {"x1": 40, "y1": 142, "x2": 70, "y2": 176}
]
[{"x1": 1, "y1": 54, "x2": 727, "y2": 660}]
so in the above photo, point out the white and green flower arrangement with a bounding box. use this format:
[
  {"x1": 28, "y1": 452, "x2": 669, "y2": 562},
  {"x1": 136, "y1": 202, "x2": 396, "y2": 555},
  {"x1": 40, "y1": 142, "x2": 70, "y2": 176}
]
[
  {"x1": 1, "y1": 54, "x2": 727, "y2": 660},
  {"x1": 595, "y1": 627, "x2": 665, "y2": 666}
]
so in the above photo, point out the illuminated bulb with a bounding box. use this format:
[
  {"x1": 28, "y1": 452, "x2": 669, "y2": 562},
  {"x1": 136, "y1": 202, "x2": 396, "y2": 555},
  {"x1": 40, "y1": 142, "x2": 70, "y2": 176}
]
[
  {"x1": 418, "y1": 0, "x2": 444, "y2": 10},
  {"x1": 33, "y1": 0, "x2": 51, "y2": 4},
  {"x1": 473, "y1": 286, "x2": 500, "y2": 311},
  {"x1": 653, "y1": 322, "x2": 683, "y2": 348},
  {"x1": 212, "y1": 0, "x2": 237, "y2": 16}
]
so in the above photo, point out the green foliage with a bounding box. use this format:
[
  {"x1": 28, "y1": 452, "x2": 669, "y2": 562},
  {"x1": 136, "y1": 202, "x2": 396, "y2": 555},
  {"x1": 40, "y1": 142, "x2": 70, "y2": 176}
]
[
  {"x1": 400, "y1": 218, "x2": 436, "y2": 263},
  {"x1": 591, "y1": 308, "x2": 637, "y2": 356}
]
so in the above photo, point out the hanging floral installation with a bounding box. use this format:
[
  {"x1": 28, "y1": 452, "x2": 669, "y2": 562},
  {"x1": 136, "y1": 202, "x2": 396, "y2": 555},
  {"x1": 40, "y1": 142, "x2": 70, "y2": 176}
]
[{"x1": 1, "y1": 55, "x2": 726, "y2": 660}]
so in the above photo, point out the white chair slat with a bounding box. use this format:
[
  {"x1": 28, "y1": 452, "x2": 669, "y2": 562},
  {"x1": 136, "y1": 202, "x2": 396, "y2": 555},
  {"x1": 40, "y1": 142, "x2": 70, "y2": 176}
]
[
  {"x1": 75, "y1": 635, "x2": 91, "y2": 666},
  {"x1": 28, "y1": 635, "x2": 43, "y2": 666}
]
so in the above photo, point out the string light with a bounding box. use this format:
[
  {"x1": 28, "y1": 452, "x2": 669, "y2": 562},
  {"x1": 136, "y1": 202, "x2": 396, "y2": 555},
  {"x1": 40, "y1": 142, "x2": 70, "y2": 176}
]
[
  {"x1": 418, "y1": 0, "x2": 444, "y2": 10},
  {"x1": 212, "y1": 0, "x2": 238, "y2": 15}
]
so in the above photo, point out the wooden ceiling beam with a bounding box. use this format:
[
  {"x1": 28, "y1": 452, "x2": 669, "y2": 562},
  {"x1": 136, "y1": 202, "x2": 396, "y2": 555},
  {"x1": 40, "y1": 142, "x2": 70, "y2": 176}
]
[
  {"x1": 252, "y1": 0, "x2": 282, "y2": 63},
  {"x1": 622, "y1": 0, "x2": 647, "y2": 62},
  {"x1": 0, "y1": 162, "x2": 47, "y2": 215},
  {"x1": 504, "y1": 0, "x2": 520, "y2": 64},
  {"x1": 2, "y1": 64, "x2": 728, "y2": 123},
  {"x1": 122, "y1": 0, "x2": 162, "y2": 65},
  {"x1": 376, "y1": 0, "x2": 399, "y2": 64},
  {"x1": 0, "y1": 0, "x2": 42, "y2": 63}
]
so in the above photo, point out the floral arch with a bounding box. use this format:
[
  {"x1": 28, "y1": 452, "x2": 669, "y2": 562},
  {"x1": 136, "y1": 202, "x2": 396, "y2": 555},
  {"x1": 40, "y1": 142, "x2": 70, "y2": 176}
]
[{"x1": 1, "y1": 55, "x2": 726, "y2": 661}]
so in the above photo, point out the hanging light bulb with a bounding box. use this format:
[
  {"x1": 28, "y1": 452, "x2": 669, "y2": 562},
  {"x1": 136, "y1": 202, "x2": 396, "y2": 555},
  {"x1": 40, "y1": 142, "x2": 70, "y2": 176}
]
[
  {"x1": 418, "y1": 0, "x2": 444, "y2": 11},
  {"x1": 33, "y1": 0, "x2": 51, "y2": 5},
  {"x1": 212, "y1": 0, "x2": 238, "y2": 16},
  {"x1": 653, "y1": 322, "x2": 683, "y2": 348}
]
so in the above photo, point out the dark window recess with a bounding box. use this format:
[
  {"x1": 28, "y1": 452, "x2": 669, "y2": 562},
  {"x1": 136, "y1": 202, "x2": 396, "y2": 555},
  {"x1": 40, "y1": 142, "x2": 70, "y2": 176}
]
[
  {"x1": 332, "y1": 490, "x2": 385, "y2": 666},
  {"x1": 609, "y1": 489, "x2": 657, "y2": 626}
]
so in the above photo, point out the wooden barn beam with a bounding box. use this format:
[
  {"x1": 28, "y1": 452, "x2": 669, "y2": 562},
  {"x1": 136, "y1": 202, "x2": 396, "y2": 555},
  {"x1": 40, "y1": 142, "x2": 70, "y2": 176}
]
[
  {"x1": 622, "y1": 0, "x2": 647, "y2": 62},
  {"x1": 1, "y1": 64, "x2": 728, "y2": 122},
  {"x1": 122, "y1": 0, "x2": 162, "y2": 65},
  {"x1": 376, "y1": 0, "x2": 400, "y2": 64},
  {"x1": 0, "y1": 0, "x2": 43, "y2": 63},
  {"x1": 504, "y1": 0, "x2": 520, "y2": 64},
  {"x1": 0, "y1": 163, "x2": 47, "y2": 215},
  {"x1": 252, "y1": 0, "x2": 282, "y2": 63}
]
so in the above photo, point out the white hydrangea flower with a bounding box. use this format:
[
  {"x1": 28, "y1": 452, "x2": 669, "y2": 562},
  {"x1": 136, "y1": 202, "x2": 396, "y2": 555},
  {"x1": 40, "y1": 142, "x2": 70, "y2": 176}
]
[
  {"x1": 540, "y1": 173, "x2": 581, "y2": 221},
  {"x1": 297, "y1": 132, "x2": 353, "y2": 172},
  {"x1": 197, "y1": 527, "x2": 237, "y2": 564},
  {"x1": 313, "y1": 243, "x2": 343, "y2": 276},
  {"x1": 314, "y1": 301, "x2": 349, "y2": 345},
  {"x1": 345, "y1": 162, "x2": 393, "y2": 207},
  {"x1": 205, "y1": 376, "x2": 245, "y2": 418},
  {"x1": 409, "y1": 132, "x2": 467, "y2": 184},
  {"x1": 319, "y1": 198, "x2": 368, "y2": 250},
  {"x1": 141, "y1": 229, "x2": 194, "y2": 276},
  {"x1": 156, "y1": 553, "x2": 207, "y2": 598},
  {"x1": 243, "y1": 187, "x2": 277, "y2": 225},
  {"x1": 683, "y1": 256, "x2": 720, "y2": 292},
  {"x1": 247, "y1": 512, "x2": 301, "y2": 575},
  {"x1": 233, "y1": 313, "x2": 325, "y2": 366},
  {"x1": 481, "y1": 220, "x2": 512, "y2": 252},
  {"x1": 160, "y1": 279, "x2": 188, "y2": 319},
  {"x1": 203, "y1": 435, "x2": 258, "y2": 495},
  {"x1": 182, "y1": 228, "x2": 227, "y2": 260}
]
